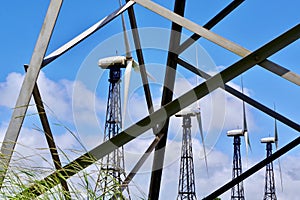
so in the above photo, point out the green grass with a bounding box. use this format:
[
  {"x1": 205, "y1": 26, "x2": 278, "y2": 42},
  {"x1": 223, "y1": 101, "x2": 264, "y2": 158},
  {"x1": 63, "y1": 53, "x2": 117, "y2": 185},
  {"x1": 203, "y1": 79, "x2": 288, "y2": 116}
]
[{"x1": 0, "y1": 144, "x2": 137, "y2": 199}]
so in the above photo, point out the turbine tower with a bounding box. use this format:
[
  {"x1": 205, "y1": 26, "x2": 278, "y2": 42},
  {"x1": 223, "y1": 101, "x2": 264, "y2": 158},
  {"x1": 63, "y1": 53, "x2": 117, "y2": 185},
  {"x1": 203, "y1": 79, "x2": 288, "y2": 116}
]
[
  {"x1": 176, "y1": 112, "x2": 197, "y2": 200},
  {"x1": 261, "y1": 115, "x2": 282, "y2": 200},
  {"x1": 227, "y1": 129, "x2": 245, "y2": 200},
  {"x1": 227, "y1": 79, "x2": 250, "y2": 200},
  {"x1": 175, "y1": 108, "x2": 207, "y2": 200},
  {"x1": 96, "y1": 60, "x2": 129, "y2": 199},
  {"x1": 261, "y1": 137, "x2": 277, "y2": 200},
  {"x1": 94, "y1": 2, "x2": 135, "y2": 198}
]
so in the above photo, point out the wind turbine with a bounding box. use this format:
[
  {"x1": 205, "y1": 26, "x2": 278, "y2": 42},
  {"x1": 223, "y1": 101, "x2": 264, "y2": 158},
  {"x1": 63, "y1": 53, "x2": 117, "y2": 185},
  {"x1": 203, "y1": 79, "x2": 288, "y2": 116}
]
[
  {"x1": 261, "y1": 106, "x2": 283, "y2": 200},
  {"x1": 194, "y1": 46, "x2": 208, "y2": 174},
  {"x1": 226, "y1": 77, "x2": 251, "y2": 200},
  {"x1": 175, "y1": 107, "x2": 208, "y2": 200},
  {"x1": 176, "y1": 46, "x2": 208, "y2": 199},
  {"x1": 95, "y1": 0, "x2": 153, "y2": 198}
]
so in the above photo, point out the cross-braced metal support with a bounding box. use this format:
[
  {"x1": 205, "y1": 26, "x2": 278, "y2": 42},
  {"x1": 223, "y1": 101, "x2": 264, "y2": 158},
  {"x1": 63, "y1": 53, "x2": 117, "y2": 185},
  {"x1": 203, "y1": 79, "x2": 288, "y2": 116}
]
[
  {"x1": 176, "y1": 113, "x2": 197, "y2": 200},
  {"x1": 263, "y1": 142, "x2": 277, "y2": 200},
  {"x1": 95, "y1": 66, "x2": 130, "y2": 199},
  {"x1": 231, "y1": 136, "x2": 245, "y2": 200}
]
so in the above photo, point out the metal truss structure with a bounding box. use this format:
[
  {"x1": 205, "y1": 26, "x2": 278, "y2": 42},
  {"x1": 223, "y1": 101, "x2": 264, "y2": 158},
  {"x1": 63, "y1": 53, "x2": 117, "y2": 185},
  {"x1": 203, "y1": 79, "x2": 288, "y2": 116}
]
[
  {"x1": 262, "y1": 142, "x2": 277, "y2": 200},
  {"x1": 0, "y1": 0, "x2": 299, "y2": 199},
  {"x1": 95, "y1": 66, "x2": 130, "y2": 199},
  {"x1": 230, "y1": 136, "x2": 245, "y2": 200},
  {"x1": 176, "y1": 113, "x2": 197, "y2": 200}
]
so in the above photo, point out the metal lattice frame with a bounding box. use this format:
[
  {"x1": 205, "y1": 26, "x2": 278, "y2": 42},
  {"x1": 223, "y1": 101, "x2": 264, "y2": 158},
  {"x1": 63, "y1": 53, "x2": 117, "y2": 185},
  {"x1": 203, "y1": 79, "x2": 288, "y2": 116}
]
[
  {"x1": 177, "y1": 114, "x2": 197, "y2": 200},
  {"x1": 231, "y1": 136, "x2": 245, "y2": 200},
  {"x1": 94, "y1": 67, "x2": 130, "y2": 199},
  {"x1": 0, "y1": 0, "x2": 299, "y2": 199},
  {"x1": 263, "y1": 143, "x2": 277, "y2": 200}
]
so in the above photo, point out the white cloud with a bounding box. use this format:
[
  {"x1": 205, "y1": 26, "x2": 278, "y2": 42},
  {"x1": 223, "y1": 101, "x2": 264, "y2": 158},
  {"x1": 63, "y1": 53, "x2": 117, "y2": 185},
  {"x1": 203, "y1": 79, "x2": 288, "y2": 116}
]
[{"x1": 0, "y1": 72, "x2": 24, "y2": 108}]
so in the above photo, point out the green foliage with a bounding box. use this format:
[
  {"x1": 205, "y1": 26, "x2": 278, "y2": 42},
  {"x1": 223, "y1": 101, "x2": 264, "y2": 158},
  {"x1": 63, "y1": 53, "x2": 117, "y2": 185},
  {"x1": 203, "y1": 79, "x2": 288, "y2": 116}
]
[{"x1": 0, "y1": 146, "x2": 137, "y2": 199}]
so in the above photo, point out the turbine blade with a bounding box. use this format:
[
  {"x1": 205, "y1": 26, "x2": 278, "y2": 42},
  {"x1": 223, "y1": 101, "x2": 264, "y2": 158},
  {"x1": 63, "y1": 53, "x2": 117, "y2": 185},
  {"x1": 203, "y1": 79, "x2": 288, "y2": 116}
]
[
  {"x1": 241, "y1": 76, "x2": 251, "y2": 165},
  {"x1": 277, "y1": 157, "x2": 284, "y2": 192},
  {"x1": 275, "y1": 118, "x2": 278, "y2": 148},
  {"x1": 196, "y1": 112, "x2": 209, "y2": 175},
  {"x1": 244, "y1": 130, "x2": 251, "y2": 166},
  {"x1": 241, "y1": 77, "x2": 247, "y2": 132},
  {"x1": 132, "y1": 60, "x2": 156, "y2": 81},
  {"x1": 274, "y1": 104, "x2": 278, "y2": 146},
  {"x1": 119, "y1": 0, "x2": 131, "y2": 58},
  {"x1": 123, "y1": 60, "x2": 132, "y2": 129},
  {"x1": 273, "y1": 105, "x2": 283, "y2": 191},
  {"x1": 146, "y1": 71, "x2": 156, "y2": 82}
]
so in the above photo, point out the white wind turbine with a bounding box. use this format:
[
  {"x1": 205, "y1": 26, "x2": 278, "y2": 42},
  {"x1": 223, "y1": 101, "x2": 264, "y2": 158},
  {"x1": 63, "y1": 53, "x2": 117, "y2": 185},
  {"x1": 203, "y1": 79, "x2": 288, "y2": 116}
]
[
  {"x1": 227, "y1": 77, "x2": 252, "y2": 160},
  {"x1": 98, "y1": 0, "x2": 154, "y2": 129}
]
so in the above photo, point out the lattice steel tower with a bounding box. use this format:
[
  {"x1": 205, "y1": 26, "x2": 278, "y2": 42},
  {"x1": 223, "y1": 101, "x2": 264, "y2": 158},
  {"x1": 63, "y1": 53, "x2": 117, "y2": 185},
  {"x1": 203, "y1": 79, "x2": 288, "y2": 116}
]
[
  {"x1": 176, "y1": 112, "x2": 197, "y2": 200},
  {"x1": 261, "y1": 137, "x2": 277, "y2": 200},
  {"x1": 95, "y1": 64, "x2": 130, "y2": 199},
  {"x1": 227, "y1": 130, "x2": 245, "y2": 200}
]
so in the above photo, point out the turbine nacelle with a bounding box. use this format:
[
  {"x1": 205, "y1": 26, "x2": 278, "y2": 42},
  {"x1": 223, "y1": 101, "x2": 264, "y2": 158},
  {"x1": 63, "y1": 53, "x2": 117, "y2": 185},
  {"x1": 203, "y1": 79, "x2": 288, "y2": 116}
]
[
  {"x1": 227, "y1": 129, "x2": 244, "y2": 137},
  {"x1": 98, "y1": 56, "x2": 136, "y2": 69},
  {"x1": 175, "y1": 108, "x2": 199, "y2": 117},
  {"x1": 260, "y1": 137, "x2": 276, "y2": 144}
]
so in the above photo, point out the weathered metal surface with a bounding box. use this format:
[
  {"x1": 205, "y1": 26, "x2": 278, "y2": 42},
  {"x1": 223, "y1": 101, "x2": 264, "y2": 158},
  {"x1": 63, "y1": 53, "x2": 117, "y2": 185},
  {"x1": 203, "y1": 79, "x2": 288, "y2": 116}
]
[
  {"x1": 177, "y1": 58, "x2": 300, "y2": 132},
  {"x1": 42, "y1": 1, "x2": 135, "y2": 67},
  {"x1": 0, "y1": 0, "x2": 63, "y2": 186},
  {"x1": 133, "y1": 0, "x2": 300, "y2": 86},
  {"x1": 176, "y1": 0, "x2": 245, "y2": 55},
  {"x1": 31, "y1": 81, "x2": 70, "y2": 199},
  {"x1": 126, "y1": 0, "x2": 155, "y2": 115},
  {"x1": 148, "y1": 0, "x2": 187, "y2": 199}
]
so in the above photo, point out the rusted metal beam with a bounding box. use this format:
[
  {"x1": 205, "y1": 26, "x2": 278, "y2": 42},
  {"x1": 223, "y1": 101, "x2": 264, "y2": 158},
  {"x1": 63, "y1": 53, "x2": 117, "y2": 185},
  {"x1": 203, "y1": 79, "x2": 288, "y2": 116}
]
[
  {"x1": 0, "y1": 0, "x2": 63, "y2": 187},
  {"x1": 16, "y1": 23, "x2": 300, "y2": 198},
  {"x1": 148, "y1": 0, "x2": 187, "y2": 199}
]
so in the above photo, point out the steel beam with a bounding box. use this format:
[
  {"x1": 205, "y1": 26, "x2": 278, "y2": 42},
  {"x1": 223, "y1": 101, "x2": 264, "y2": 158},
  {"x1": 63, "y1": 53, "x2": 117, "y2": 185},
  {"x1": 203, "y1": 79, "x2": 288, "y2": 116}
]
[
  {"x1": 0, "y1": 0, "x2": 63, "y2": 187},
  {"x1": 32, "y1": 82, "x2": 70, "y2": 200},
  {"x1": 177, "y1": 58, "x2": 300, "y2": 132},
  {"x1": 24, "y1": 65, "x2": 70, "y2": 197},
  {"x1": 120, "y1": 1, "x2": 245, "y2": 191},
  {"x1": 148, "y1": 0, "x2": 186, "y2": 199},
  {"x1": 42, "y1": 1, "x2": 135, "y2": 67},
  {"x1": 125, "y1": 0, "x2": 154, "y2": 114},
  {"x1": 176, "y1": 0, "x2": 245, "y2": 55},
  {"x1": 121, "y1": 132, "x2": 164, "y2": 191},
  {"x1": 133, "y1": 0, "x2": 300, "y2": 86},
  {"x1": 17, "y1": 23, "x2": 299, "y2": 198},
  {"x1": 203, "y1": 135, "x2": 300, "y2": 199}
]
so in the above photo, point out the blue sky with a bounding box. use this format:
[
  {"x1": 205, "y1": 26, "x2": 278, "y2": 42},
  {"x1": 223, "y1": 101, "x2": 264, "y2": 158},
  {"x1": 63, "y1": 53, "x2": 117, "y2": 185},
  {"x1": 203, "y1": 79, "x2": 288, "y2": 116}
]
[{"x1": 1, "y1": 1, "x2": 300, "y2": 199}]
